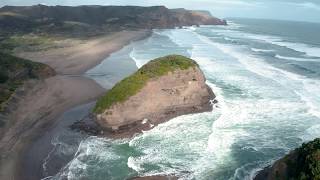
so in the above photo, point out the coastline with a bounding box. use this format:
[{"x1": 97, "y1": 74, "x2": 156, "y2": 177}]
[
  {"x1": 0, "y1": 15, "x2": 317, "y2": 179},
  {"x1": 0, "y1": 30, "x2": 152, "y2": 180}
]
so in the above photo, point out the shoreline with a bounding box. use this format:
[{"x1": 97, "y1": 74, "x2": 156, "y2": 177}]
[{"x1": 0, "y1": 30, "x2": 152, "y2": 180}]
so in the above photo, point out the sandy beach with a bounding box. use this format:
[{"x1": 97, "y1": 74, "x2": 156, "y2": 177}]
[{"x1": 0, "y1": 30, "x2": 151, "y2": 180}]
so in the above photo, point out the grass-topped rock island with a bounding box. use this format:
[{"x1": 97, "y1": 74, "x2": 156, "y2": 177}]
[{"x1": 87, "y1": 55, "x2": 215, "y2": 137}]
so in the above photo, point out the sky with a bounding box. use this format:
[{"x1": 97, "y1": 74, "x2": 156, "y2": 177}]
[{"x1": 1, "y1": 0, "x2": 320, "y2": 23}]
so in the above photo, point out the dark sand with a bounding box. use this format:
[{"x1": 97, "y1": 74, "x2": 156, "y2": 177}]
[{"x1": 22, "y1": 102, "x2": 95, "y2": 180}]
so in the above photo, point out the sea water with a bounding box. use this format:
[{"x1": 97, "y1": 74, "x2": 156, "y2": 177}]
[{"x1": 50, "y1": 19, "x2": 320, "y2": 180}]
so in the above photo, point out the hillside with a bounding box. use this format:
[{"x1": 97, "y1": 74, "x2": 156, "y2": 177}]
[{"x1": 0, "y1": 5, "x2": 227, "y2": 36}]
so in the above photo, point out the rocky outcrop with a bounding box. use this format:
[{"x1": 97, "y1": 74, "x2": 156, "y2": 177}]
[
  {"x1": 94, "y1": 55, "x2": 215, "y2": 137},
  {"x1": 254, "y1": 138, "x2": 320, "y2": 180},
  {"x1": 0, "y1": 5, "x2": 226, "y2": 35}
]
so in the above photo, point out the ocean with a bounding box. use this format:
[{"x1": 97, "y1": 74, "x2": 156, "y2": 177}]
[{"x1": 48, "y1": 19, "x2": 320, "y2": 180}]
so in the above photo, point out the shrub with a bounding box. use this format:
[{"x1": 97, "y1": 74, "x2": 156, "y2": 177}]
[
  {"x1": 0, "y1": 70, "x2": 8, "y2": 83},
  {"x1": 285, "y1": 138, "x2": 320, "y2": 180}
]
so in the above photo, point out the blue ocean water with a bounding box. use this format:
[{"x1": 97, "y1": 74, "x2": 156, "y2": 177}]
[{"x1": 50, "y1": 19, "x2": 320, "y2": 180}]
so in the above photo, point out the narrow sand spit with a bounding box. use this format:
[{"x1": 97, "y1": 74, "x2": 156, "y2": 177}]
[{"x1": 0, "y1": 30, "x2": 151, "y2": 180}]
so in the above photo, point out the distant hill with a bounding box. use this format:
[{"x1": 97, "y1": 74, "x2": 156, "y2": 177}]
[{"x1": 0, "y1": 5, "x2": 227, "y2": 35}]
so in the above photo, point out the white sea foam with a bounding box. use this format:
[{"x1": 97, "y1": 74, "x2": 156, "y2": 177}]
[
  {"x1": 53, "y1": 137, "x2": 130, "y2": 180},
  {"x1": 127, "y1": 156, "x2": 144, "y2": 172},
  {"x1": 251, "y1": 48, "x2": 274, "y2": 53},
  {"x1": 189, "y1": 46, "x2": 248, "y2": 158},
  {"x1": 196, "y1": 31, "x2": 320, "y2": 118},
  {"x1": 206, "y1": 98, "x2": 249, "y2": 165},
  {"x1": 127, "y1": 104, "x2": 217, "y2": 178},
  {"x1": 301, "y1": 124, "x2": 320, "y2": 142},
  {"x1": 256, "y1": 37, "x2": 320, "y2": 58},
  {"x1": 273, "y1": 41, "x2": 320, "y2": 57},
  {"x1": 42, "y1": 146, "x2": 57, "y2": 178},
  {"x1": 295, "y1": 85, "x2": 320, "y2": 119},
  {"x1": 211, "y1": 28, "x2": 320, "y2": 57},
  {"x1": 223, "y1": 37, "x2": 235, "y2": 42},
  {"x1": 195, "y1": 29, "x2": 320, "y2": 137},
  {"x1": 275, "y1": 54, "x2": 319, "y2": 62},
  {"x1": 196, "y1": 30, "x2": 305, "y2": 81},
  {"x1": 186, "y1": 33, "x2": 260, "y2": 176},
  {"x1": 129, "y1": 47, "x2": 145, "y2": 68}
]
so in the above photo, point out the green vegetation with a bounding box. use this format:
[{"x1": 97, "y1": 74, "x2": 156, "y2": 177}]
[
  {"x1": 0, "y1": 12, "x2": 26, "y2": 17},
  {"x1": 284, "y1": 138, "x2": 320, "y2": 180},
  {"x1": 93, "y1": 55, "x2": 198, "y2": 113},
  {"x1": 0, "y1": 34, "x2": 55, "y2": 53},
  {"x1": 0, "y1": 51, "x2": 54, "y2": 113}
]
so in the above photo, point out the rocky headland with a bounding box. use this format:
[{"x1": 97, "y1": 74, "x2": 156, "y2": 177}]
[{"x1": 92, "y1": 55, "x2": 215, "y2": 137}]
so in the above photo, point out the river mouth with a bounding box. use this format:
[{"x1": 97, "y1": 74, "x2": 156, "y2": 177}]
[{"x1": 40, "y1": 19, "x2": 320, "y2": 180}]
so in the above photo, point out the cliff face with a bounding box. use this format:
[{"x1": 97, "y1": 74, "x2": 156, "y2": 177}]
[
  {"x1": 0, "y1": 5, "x2": 226, "y2": 34},
  {"x1": 94, "y1": 55, "x2": 215, "y2": 136}
]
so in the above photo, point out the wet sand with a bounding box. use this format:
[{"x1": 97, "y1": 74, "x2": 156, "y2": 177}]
[
  {"x1": 0, "y1": 30, "x2": 151, "y2": 180},
  {"x1": 22, "y1": 102, "x2": 95, "y2": 180}
]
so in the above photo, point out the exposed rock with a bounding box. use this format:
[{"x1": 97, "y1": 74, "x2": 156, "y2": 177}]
[
  {"x1": 94, "y1": 55, "x2": 215, "y2": 137},
  {"x1": 254, "y1": 138, "x2": 320, "y2": 180}
]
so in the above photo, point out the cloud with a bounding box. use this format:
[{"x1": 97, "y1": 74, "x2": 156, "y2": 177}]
[
  {"x1": 286, "y1": 2, "x2": 320, "y2": 11},
  {"x1": 189, "y1": 0, "x2": 262, "y2": 8},
  {"x1": 300, "y1": 2, "x2": 320, "y2": 10}
]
